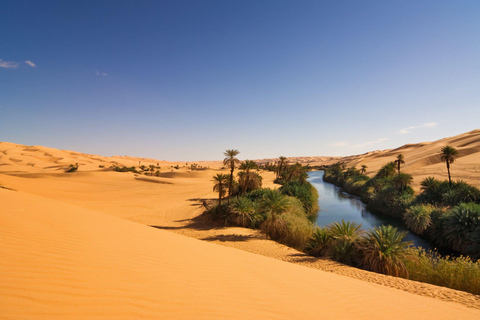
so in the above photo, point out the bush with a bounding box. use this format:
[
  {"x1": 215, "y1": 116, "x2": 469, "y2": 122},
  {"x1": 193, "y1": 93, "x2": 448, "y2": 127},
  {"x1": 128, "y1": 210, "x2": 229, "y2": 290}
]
[
  {"x1": 443, "y1": 202, "x2": 480, "y2": 255},
  {"x1": 305, "y1": 227, "x2": 332, "y2": 256},
  {"x1": 327, "y1": 220, "x2": 363, "y2": 265},
  {"x1": 360, "y1": 225, "x2": 412, "y2": 277},
  {"x1": 405, "y1": 249, "x2": 480, "y2": 295},
  {"x1": 66, "y1": 163, "x2": 78, "y2": 172},
  {"x1": 403, "y1": 205, "x2": 434, "y2": 235},
  {"x1": 279, "y1": 181, "x2": 319, "y2": 220},
  {"x1": 226, "y1": 197, "x2": 254, "y2": 227}
]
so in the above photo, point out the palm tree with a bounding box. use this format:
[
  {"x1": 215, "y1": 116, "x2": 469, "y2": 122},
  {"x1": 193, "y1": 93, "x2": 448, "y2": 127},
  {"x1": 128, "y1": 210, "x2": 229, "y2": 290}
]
[
  {"x1": 395, "y1": 154, "x2": 405, "y2": 174},
  {"x1": 149, "y1": 164, "x2": 155, "y2": 176},
  {"x1": 223, "y1": 149, "x2": 240, "y2": 203},
  {"x1": 277, "y1": 156, "x2": 287, "y2": 178},
  {"x1": 360, "y1": 225, "x2": 412, "y2": 277},
  {"x1": 238, "y1": 160, "x2": 259, "y2": 194},
  {"x1": 440, "y1": 145, "x2": 459, "y2": 186},
  {"x1": 212, "y1": 174, "x2": 230, "y2": 208},
  {"x1": 259, "y1": 190, "x2": 291, "y2": 240},
  {"x1": 360, "y1": 165, "x2": 367, "y2": 174}
]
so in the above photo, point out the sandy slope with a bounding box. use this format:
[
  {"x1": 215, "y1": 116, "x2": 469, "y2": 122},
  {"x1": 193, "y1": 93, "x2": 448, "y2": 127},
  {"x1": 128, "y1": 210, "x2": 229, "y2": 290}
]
[
  {"x1": 1, "y1": 133, "x2": 480, "y2": 318},
  {"x1": 272, "y1": 129, "x2": 480, "y2": 190},
  {"x1": 2, "y1": 188, "x2": 479, "y2": 319}
]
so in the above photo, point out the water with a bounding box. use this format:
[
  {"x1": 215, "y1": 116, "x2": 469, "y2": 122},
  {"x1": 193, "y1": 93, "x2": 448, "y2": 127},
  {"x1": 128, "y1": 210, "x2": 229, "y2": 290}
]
[{"x1": 308, "y1": 171, "x2": 432, "y2": 250}]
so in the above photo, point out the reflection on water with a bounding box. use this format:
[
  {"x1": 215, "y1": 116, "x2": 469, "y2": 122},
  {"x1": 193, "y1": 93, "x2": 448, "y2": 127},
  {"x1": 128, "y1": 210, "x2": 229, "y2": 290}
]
[{"x1": 308, "y1": 171, "x2": 432, "y2": 250}]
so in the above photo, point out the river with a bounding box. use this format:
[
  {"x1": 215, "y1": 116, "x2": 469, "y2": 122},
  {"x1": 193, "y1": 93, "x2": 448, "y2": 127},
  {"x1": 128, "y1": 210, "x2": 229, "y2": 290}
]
[{"x1": 308, "y1": 171, "x2": 432, "y2": 249}]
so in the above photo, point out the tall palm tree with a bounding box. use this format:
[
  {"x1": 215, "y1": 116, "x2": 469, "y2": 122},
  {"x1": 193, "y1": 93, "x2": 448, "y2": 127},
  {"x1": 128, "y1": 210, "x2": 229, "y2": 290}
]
[
  {"x1": 360, "y1": 165, "x2": 367, "y2": 174},
  {"x1": 440, "y1": 145, "x2": 459, "y2": 186},
  {"x1": 212, "y1": 174, "x2": 230, "y2": 208},
  {"x1": 238, "y1": 160, "x2": 259, "y2": 194},
  {"x1": 223, "y1": 149, "x2": 240, "y2": 203},
  {"x1": 277, "y1": 156, "x2": 287, "y2": 178},
  {"x1": 395, "y1": 154, "x2": 405, "y2": 174}
]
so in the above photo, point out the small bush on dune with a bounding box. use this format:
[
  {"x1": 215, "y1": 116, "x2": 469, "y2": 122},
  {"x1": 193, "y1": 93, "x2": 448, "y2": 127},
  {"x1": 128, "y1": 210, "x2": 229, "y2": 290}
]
[{"x1": 360, "y1": 225, "x2": 412, "y2": 277}]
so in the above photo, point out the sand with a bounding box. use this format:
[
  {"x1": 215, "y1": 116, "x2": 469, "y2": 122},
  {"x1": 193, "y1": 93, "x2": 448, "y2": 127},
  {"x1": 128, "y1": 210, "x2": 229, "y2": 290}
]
[{"x1": 1, "y1": 131, "x2": 480, "y2": 318}]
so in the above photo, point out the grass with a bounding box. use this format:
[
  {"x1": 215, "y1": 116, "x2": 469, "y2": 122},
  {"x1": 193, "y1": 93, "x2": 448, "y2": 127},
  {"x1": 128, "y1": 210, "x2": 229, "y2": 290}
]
[{"x1": 405, "y1": 249, "x2": 480, "y2": 295}]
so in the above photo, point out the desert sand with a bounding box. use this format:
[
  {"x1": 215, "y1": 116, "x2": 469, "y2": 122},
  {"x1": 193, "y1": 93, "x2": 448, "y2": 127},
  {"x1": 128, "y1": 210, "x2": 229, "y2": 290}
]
[{"x1": 1, "y1": 131, "x2": 480, "y2": 318}]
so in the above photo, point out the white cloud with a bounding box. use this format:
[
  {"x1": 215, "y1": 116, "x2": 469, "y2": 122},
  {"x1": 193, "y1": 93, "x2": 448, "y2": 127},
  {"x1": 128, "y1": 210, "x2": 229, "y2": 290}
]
[
  {"x1": 25, "y1": 60, "x2": 36, "y2": 68},
  {"x1": 398, "y1": 122, "x2": 437, "y2": 134},
  {"x1": 0, "y1": 59, "x2": 19, "y2": 69},
  {"x1": 95, "y1": 70, "x2": 108, "y2": 76}
]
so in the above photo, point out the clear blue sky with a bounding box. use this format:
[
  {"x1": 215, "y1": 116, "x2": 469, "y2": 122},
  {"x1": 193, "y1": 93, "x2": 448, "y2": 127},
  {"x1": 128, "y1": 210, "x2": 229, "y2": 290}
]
[{"x1": 1, "y1": 1, "x2": 479, "y2": 161}]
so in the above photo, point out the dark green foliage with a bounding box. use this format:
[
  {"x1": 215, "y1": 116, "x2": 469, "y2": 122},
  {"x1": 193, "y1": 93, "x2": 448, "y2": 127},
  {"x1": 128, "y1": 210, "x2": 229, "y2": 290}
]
[
  {"x1": 360, "y1": 225, "x2": 412, "y2": 277},
  {"x1": 403, "y1": 205, "x2": 433, "y2": 235},
  {"x1": 417, "y1": 177, "x2": 480, "y2": 207},
  {"x1": 305, "y1": 227, "x2": 332, "y2": 256},
  {"x1": 66, "y1": 163, "x2": 79, "y2": 172},
  {"x1": 226, "y1": 197, "x2": 254, "y2": 227},
  {"x1": 443, "y1": 203, "x2": 480, "y2": 255},
  {"x1": 327, "y1": 220, "x2": 363, "y2": 265},
  {"x1": 112, "y1": 165, "x2": 137, "y2": 173},
  {"x1": 279, "y1": 181, "x2": 319, "y2": 220}
]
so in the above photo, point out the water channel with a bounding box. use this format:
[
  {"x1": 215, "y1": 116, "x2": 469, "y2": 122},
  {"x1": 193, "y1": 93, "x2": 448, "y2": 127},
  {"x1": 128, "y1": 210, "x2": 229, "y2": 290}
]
[{"x1": 308, "y1": 171, "x2": 432, "y2": 250}]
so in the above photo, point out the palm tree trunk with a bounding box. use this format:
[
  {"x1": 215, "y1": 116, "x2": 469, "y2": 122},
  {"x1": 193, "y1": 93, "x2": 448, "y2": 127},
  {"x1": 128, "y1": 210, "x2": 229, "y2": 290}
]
[
  {"x1": 447, "y1": 162, "x2": 452, "y2": 187},
  {"x1": 228, "y1": 165, "x2": 234, "y2": 204}
]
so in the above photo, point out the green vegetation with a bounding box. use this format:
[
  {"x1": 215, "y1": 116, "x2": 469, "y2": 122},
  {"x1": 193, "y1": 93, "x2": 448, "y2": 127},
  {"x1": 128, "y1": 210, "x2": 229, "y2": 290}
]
[
  {"x1": 405, "y1": 250, "x2": 480, "y2": 295},
  {"x1": 66, "y1": 163, "x2": 79, "y2": 172},
  {"x1": 223, "y1": 149, "x2": 240, "y2": 203},
  {"x1": 204, "y1": 154, "x2": 318, "y2": 250},
  {"x1": 322, "y1": 146, "x2": 480, "y2": 259}
]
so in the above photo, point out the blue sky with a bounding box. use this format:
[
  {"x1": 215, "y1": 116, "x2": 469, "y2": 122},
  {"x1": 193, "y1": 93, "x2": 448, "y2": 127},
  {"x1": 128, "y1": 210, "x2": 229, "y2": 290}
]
[{"x1": 1, "y1": 1, "x2": 479, "y2": 160}]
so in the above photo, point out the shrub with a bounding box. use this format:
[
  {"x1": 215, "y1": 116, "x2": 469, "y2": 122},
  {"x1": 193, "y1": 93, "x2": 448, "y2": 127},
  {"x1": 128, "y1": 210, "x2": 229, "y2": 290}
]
[
  {"x1": 405, "y1": 249, "x2": 480, "y2": 295},
  {"x1": 66, "y1": 163, "x2": 78, "y2": 172},
  {"x1": 327, "y1": 220, "x2": 363, "y2": 265},
  {"x1": 360, "y1": 225, "x2": 412, "y2": 277},
  {"x1": 279, "y1": 181, "x2": 319, "y2": 219},
  {"x1": 443, "y1": 202, "x2": 480, "y2": 255},
  {"x1": 226, "y1": 197, "x2": 254, "y2": 227},
  {"x1": 305, "y1": 227, "x2": 332, "y2": 256},
  {"x1": 403, "y1": 205, "x2": 433, "y2": 235}
]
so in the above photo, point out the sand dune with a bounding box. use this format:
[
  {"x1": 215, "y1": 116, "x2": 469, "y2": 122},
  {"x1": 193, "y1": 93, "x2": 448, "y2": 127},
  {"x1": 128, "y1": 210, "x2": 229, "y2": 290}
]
[
  {"x1": 2, "y1": 188, "x2": 479, "y2": 319},
  {"x1": 274, "y1": 130, "x2": 480, "y2": 190},
  {"x1": 2, "y1": 134, "x2": 480, "y2": 318}
]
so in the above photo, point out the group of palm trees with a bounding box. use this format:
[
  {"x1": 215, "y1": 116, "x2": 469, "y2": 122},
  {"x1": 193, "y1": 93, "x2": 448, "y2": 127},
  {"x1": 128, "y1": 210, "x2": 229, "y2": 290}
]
[
  {"x1": 361, "y1": 145, "x2": 458, "y2": 186},
  {"x1": 213, "y1": 149, "x2": 264, "y2": 207}
]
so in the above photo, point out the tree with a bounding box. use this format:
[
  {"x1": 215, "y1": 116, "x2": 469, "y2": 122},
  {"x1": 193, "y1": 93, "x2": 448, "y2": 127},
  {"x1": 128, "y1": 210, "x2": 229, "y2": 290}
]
[
  {"x1": 212, "y1": 174, "x2": 230, "y2": 208},
  {"x1": 360, "y1": 165, "x2": 367, "y2": 174},
  {"x1": 395, "y1": 154, "x2": 405, "y2": 174},
  {"x1": 238, "y1": 160, "x2": 259, "y2": 194},
  {"x1": 277, "y1": 156, "x2": 287, "y2": 178},
  {"x1": 149, "y1": 164, "x2": 155, "y2": 176},
  {"x1": 440, "y1": 145, "x2": 459, "y2": 187},
  {"x1": 223, "y1": 149, "x2": 240, "y2": 203}
]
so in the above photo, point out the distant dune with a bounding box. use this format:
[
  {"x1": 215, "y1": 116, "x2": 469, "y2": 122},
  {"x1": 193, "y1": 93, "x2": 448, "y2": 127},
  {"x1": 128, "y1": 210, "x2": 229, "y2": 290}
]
[
  {"x1": 2, "y1": 132, "x2": 480, "y2": 318},
  {"x1": 273, "y1": 129, "x2": 480, "y2": 190}
]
